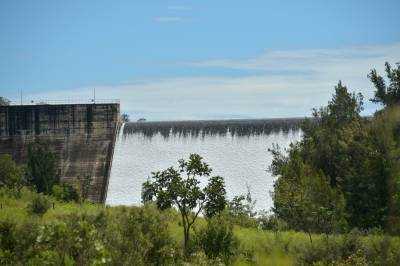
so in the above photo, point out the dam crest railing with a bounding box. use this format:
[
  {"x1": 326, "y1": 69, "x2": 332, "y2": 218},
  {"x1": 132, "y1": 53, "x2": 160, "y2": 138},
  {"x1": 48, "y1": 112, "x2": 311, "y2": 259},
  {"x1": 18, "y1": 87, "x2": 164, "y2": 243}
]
[{"x1": 8, "y1": 99, "x2": 120, "y2": 106}]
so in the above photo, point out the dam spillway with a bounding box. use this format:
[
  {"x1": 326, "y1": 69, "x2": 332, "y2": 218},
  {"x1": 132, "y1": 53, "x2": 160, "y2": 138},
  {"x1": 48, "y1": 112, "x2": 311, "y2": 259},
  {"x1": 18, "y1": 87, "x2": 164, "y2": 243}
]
[{"x1": 106, "y1": 119, "x2": 303, "y2": 211}]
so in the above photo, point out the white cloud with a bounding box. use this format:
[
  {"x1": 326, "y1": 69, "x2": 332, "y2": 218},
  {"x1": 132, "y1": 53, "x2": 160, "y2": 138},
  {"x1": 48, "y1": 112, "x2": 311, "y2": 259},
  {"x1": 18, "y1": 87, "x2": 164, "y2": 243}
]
[
  {"x1": 25, "y1": 43, "x2": 400, "y2": 121},
  {"x1": 155, "y1": 16, "x2": 182, "y2": 22}
]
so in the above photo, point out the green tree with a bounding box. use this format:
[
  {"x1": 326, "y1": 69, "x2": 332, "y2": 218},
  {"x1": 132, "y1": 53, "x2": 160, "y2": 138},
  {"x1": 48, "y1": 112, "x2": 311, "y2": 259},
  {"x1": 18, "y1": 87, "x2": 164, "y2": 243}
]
[
  {"x1": 270, "y1": 78, "x2": 399, "y2": 232},
  {"x1": 194, "y1": 212, "x2": 238, "y2": 264},
  {"x1": 368, "y1": 106, "x2": 400, "y2": 233},
  {"x1": 120, "y1": 113, "x2": 130, "y2": 123},
  {"x1": 77, "y1": 175, "x2": 93, "y2": 201},
  {"x1": 27, "y1": 144, "x2": 59, "y2": 194},
  {"x1": 369, "y1": 62, "x2": 400, "y2": 106},
  {"x1": 203, "y1": 176, "x2": 227, "y2": 219},
  {"x1": 269, "y1": 81, "x2": 391, "y2": 231},
  {"x1": 300, "y1": 81, "x2": 364, "y2": 186},
  {"x1": 26, "y1": 193, "x2": 51, "y2": 216},
  {"x1": 142, "y1": 154, "x2": 227, "y2": 258},
  {"x1": 52, "y1": 183, "x2": 81, "y2": 202},
  {"x1": 0, "y1": 97, "x2": 10, "y2": 106},
  {"x1": 227, "y1": 185, "x2": 258, "y2": 227},
  {"x1": 272, "y1": 152, "x2": 346, "y2": 237},
  {"x1": 0, "y1": 154, "x2": 25, "y2": 195}
]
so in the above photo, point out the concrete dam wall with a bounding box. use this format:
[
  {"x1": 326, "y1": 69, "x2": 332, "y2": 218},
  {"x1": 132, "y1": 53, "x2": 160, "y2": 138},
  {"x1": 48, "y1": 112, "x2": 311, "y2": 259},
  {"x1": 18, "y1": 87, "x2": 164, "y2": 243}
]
[{"x1": 0, "y1": 103, "x2": 120, "y2": 203}]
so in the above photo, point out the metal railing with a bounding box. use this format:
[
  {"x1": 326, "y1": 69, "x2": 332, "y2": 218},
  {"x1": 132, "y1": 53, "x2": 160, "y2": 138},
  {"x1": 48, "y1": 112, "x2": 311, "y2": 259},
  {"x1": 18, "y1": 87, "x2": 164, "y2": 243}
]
[{"x1": 8, "y1": 99, "x2": 120, "y2": 106}]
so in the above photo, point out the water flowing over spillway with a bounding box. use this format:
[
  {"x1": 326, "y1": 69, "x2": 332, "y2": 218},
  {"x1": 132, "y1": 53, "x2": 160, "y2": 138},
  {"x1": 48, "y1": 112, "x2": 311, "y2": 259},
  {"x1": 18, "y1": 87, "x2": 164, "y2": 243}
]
[{"x1": 106, "y1": 119, "x2": 303, "y2": 211}]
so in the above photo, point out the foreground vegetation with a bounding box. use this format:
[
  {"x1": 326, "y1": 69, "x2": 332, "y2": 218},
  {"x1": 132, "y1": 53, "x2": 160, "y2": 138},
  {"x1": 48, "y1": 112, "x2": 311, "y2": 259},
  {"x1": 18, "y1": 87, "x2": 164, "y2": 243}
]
[{"x1": 1, "y1": 188, "x2": 400, "y2": 265}]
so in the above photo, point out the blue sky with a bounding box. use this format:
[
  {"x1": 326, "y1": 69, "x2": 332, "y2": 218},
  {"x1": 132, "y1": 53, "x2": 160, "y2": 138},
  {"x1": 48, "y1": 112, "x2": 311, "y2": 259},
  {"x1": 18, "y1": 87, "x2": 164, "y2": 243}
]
[{"x1": 1, "y1": 0, "x2": 399, "y2": 120}]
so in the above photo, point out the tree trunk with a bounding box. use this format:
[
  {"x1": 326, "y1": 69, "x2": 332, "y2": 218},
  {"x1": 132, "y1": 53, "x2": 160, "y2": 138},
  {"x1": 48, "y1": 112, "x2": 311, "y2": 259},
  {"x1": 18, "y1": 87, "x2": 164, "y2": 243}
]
[{"x1": 183, "y1": 226, "x2": 190, "y2": 258}]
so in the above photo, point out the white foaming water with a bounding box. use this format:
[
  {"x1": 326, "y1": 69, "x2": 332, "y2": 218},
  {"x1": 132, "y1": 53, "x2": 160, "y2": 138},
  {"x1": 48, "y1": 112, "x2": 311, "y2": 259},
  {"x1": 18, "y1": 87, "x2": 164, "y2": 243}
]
[{"x1": 106, "y1": 130, "x2": 301, "y2": 211}]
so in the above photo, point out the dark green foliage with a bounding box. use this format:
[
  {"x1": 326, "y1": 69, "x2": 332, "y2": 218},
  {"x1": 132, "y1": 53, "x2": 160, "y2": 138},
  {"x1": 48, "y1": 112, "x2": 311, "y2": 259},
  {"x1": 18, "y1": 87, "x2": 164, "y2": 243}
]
[
  {"x1": 0, "y1": 155, "x2": 25, "y2": 196},
  {"x1": 195, "y1": 213, "x2": 239, "y2": 264},
  {"x1": 27, "y1": 144, "x2": 59, "y2": 195},
  {"x1": 0, "y1": 206, "x2": 176, "y2": 265},
  {"x1": 26, "y1": 194, "x2": 51, "y2": 216},
  {"x1": 77, "y1": 175, "x2": 93, "y2": 201},
  {"x1": 369, "y1": 62, "x2": 400, "y2": 106},
  {"x1": 203, "y1": 176, "x2": 227, "y2": 219},
  {"x1": 0, "y1": 221, "x2": 16, "y2": 254},
  {"x1": 270, "y1": 78, "x2": 400, "y2": 232},
  {"x1": 0, "y1": 97, "x2": 10, "y2": 106},
  {"x1": 257, "y1": 211, "x2": 288, "y2": 231},
  {"x1": 52, "y1": 183, "x2": 81, "y2": 202},
  {"x1": 227, "y1": 186, "x2": 258, "y2": 227},
  {"x1": 109, "y1": 204, "x2": 176, "y2": 265},
  {"x1": 142, "y1": 154, "x2": 227, "y2": 257},
  {"x1": 270, "y1": 67, "x2": 400, "y2": 233},
  {"x1": 124, "y1": 118, "x2": 304, "y2": 139},
  {"x1": 368, "y1": 106, "x2": 400, "y2": 233},
  {"x1": 272, "y1": 152, "x2": 346, "y2": 234},
  {"x1": 298, "y1": 229, "x2": 365, "y2": 265},
  {"x1": 120, "y1": 113, "x2": 130, "y2": 123}
]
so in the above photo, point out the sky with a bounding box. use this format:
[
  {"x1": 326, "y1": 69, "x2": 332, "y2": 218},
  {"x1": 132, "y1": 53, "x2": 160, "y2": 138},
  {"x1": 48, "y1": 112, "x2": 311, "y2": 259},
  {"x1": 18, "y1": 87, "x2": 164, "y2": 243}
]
[{"x1": 1, "y1": 0, "x2": 399, "y2": 120}]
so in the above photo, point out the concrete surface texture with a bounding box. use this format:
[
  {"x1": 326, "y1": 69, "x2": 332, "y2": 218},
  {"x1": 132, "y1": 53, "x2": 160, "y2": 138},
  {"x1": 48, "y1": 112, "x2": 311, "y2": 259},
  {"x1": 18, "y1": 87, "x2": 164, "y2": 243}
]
[{"x1": 0, "y1": 103, "x2": 120, "y2": 203}]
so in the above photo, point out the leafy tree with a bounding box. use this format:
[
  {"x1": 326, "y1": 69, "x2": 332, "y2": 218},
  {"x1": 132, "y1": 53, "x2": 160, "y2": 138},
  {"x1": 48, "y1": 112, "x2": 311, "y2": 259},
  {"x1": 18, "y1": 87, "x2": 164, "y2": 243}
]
[
  {"x1": 120, "y1": 113, "x2": 130, "y2": 123},
  {"x1": 27, "y1": 144, "x2": 59, "y2": 194},
  {"x1": 203, "y1": 176, "x2": 227, "y2": 219},
  {"x1": 52, "y1": 183, "x2": 81, "y2": 202},
  {"x1": 300, "y1": 81, "x2": 364, "y2": 187},
  {"x1": 0, "y1": 97, "x2": 10, "y2": 106},
  {"x1": 369, "y1": 62, "x2": 400, "y2": 106},
  {"x1": 77, "y1": 175, "x2": 93, "y2": 201},
  {"x1": 270, "y1": 74, "x2": 400, "y2": 232},
  {"x1": 142, "y1": 154, "x2": 227, "y2": 258},
  {"x1": 227, "y1": 185, "x2": 258, "y2": 227},
  {"x1": 0, "y1": 155, "x2": 26, "y2": 195},
  {"x1": 271, "y1": 152, "x2": 347, "y2": 237},
  {"x1": 194, "y1": 212, "x2": 238, "y2": 264},
  {"x1": 270, "y1": 81, "x2": 392, "y2": 231},
  {"x1": 26, "y1": 193, "x2": 51, "y2": 216},
  {"x1": 368, "y1": 106, "x2": 400, "y2": 233}
]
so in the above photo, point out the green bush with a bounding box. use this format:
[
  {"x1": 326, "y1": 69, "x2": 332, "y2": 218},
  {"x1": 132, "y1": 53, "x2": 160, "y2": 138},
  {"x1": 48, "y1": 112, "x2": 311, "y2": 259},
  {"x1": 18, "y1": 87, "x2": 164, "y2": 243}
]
[
  {"x1": 0, "y1": 154, "x2": 26, "y2": 197},
  {"x1": 257, "y1": 211, "x2": 288, "y2": 231},
  {"x1": 27, "y1": 144, "x2": 59, "y2": 195},
  {"x1": 26, "y1": 194, "x2": 51, "y2": 216},
  {"x1": 195, "y1": 213, "x2": 239, "y2": 264},
  {"x1": 52, "y1": 183, "x2": 80, "y2": 202},
  {"x1": 109, "y1": 204, "x2": 177, "y2": 265},
  {"x1": 0, "y1": 220, "x2": 16, "y2": 254}
]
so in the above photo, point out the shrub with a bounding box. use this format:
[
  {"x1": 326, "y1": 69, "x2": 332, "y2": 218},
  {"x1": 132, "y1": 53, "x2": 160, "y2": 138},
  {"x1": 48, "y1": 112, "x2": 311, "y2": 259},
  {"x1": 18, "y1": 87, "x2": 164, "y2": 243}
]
[
  {"x1": 25, "y1": 250, "x2": 74, "y2": 266},
  {"x1": 27, "y1": 144, "x2": 59, "y2": 194},
  {"x1": 227, "y1": 187, "x2": 258, "y2": 228},
  {"x1": 257, "y1": 211, "x2": 288, "y2": 231},
  {"x1": 105, "y1": 204, "x2": 177, "y2": 265},
  {"x1": 195, "y1": 213, "x2": 239, "y2": 264},
  {"x1": 26, "y1": 194, "x2": 51, "y2": 216},
  {"x1": 0, "y1": 220, "x2": 16, "y2": 252},
  {"x1": 52, "y1": 183, "x2": 80, "y2": 202},
  {"x1": 0, "y1": 154, "x2": 25, "y2": 197}
]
